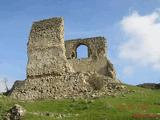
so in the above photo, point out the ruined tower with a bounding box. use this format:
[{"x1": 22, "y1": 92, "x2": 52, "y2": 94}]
[
  {"x1": 10, "y1": 17, "x2": 122, "y2": 100},
  {"x1": 27, "y1": 18, "x2": 73, "y2": 78}
]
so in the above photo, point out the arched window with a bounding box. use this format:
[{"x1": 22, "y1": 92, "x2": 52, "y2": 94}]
[{"x1": 76, "y1": 45, "x2": 88, "y2": 59}]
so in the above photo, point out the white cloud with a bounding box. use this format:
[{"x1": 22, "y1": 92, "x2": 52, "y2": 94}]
[
  {"x1": 0, "y1": 79, "x2": 7, "y2": 93},
  {"x1": 122, "y1": 66, "x2": 134, "y2": 76},
  {"x1": 119, "y1": 10, "x2": 160, "y2": 70}
]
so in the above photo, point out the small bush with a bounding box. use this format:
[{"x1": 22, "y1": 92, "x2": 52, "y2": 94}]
[{"x1": 89, "y1": 74, "x2": 104, "y2": 90}]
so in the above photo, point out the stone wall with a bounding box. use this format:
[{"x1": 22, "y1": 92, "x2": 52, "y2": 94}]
[
  {"x1": 65, "y1": 37, "x2": 116, "y2": 78},
  {"x1": 27, "y1": 18, "x2": 73, "y2": 78},
  {"x1": 65, "y1": 37, "x2": 106, "y2": 59},
  {"x1": 10, "y1": 72, "x2": 123, "y2": 100}
]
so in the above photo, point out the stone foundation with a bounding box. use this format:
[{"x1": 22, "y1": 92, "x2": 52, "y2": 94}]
[{"x1": 11, "y1": 72, "x2": 123, "y2": 100}]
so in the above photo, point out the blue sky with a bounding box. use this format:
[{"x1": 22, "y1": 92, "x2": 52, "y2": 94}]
[{"x1": 0, "y1": 0, "x2": 160, "y2": 89}]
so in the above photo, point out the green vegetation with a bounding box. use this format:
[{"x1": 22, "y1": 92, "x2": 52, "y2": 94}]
[{"x1": 0, "y1": 85, "x2": 160, "y2": 120}]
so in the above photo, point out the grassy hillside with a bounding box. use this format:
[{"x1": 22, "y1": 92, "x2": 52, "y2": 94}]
[{"x1": 0, "y1": 85, "x2": 160, "y2": 120}]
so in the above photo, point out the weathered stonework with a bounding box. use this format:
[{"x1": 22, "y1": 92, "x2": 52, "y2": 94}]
[
  {"x1": 10, "y1": 17, "x2": 123, "y2": 100},
  {"x1": 65, "y1": 37, "x2": 116, "y2": 78},
  {"x1": 27, "y1": 18, "x2": 73, "y2": 78},
  {"x1": 65, "y1": 37, "x2": 106, "y2": 60}
]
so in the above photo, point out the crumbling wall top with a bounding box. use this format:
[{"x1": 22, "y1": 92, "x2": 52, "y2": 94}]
[{"x1": 65, "y1": 36, "x2": 107, "y2": 60}]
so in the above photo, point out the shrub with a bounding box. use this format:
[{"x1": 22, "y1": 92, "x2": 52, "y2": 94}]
[{"x1": 89, "y1": 74, "x2": 104, "y2": 90}]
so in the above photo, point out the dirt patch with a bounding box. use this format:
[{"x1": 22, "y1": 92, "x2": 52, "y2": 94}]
[{"x1": 131, "y1": 113, "x2": 160, "y2": 119}]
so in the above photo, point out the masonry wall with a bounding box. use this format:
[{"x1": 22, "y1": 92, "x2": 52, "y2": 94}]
[
  {"x1": 27, "y1": 18, "x2": 73, "y2": 78},
  {"x1": 65, "y1": 37, "x2": 111, "y2": 76}
]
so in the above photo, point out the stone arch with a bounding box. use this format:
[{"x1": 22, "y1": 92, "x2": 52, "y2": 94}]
[
  {"x1": 76, "y1": 44, "x2": 88, "y2": 59},
  {"x1": 75, "y1": 43, "x2": 90, "y2": 59},
  {"x1": 65, "y1": 37, "x2": 106, "y2": 60}
]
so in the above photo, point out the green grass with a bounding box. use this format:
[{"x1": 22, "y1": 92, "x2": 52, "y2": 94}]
[{"x1": 0, "y1": 85, "x2": 160, "y2": 120}]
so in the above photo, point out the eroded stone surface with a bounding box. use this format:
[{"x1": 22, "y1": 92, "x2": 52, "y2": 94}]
[
  {"x1": 27, "y1": 17, "x2": 73, "y2": 77},
  {"x1": 65, "y1": 37, "x2": 116, "y2": 79},
  {"x1": 11, "y1": 72, "x2": 124, "y2": 100}
]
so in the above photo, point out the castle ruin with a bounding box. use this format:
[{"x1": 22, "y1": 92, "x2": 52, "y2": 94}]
[
  {"x1": 10, "y1": 17, "x2": 123, "y2": 100},
  {"x1": 65, "y1": 37, "x2": 116, "y2": 78}
]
